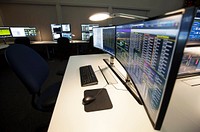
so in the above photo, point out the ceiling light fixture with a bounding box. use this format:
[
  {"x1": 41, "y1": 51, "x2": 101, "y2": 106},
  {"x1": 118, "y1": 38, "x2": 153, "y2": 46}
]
[
  {"x1": 89, "y1": 12, "x2": 110, "y2": 21},
  {"x1": 89, "y1": 12, "x2": 148, "y2": 21}
]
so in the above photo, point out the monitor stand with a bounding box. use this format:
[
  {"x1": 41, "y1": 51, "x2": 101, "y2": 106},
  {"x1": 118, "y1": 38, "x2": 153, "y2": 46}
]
[
  {"x1": 98, "y1": 65, "x2": 118, "y2": 85},
  {"x1": 103, "y1": 56, "x2": 142, "y2": 105}
]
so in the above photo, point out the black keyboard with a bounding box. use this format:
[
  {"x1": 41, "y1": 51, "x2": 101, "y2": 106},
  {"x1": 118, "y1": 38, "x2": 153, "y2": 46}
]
[{"x1": 79, "y1": 65, "x2": 98, "y2": 87}]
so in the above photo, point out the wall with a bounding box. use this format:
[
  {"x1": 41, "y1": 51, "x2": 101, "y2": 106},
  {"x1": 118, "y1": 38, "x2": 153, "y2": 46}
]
[{"x1": 0, "y1": 0, "x2": 184, "y2": 40}]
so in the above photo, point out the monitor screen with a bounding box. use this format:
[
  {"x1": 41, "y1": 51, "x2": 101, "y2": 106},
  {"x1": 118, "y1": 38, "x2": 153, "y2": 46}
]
[
  {"x1": 0, "y1": 27, "x2": 12, "y2": 38},
  {"x1": 24, "y1": 27, "x2": 37, "y2": 37},
  {"x1": 10, "y1": 27, "x2": 26, "y2": 37},
  {"x1": 10, "y1": 27, "x2": 37, "y2": 37},
  {"x1": 51, "y1": 24, "x2": 61, "y2": 33},
  {"x1": 82, "y1": 32, "x2": 90, "y2": 41},
  {"x1": 81, "y1": 24, "x2": 99, "y2": 40},
  {"x1": 178, "y1": 47, "x2": 200, "y2": 75},
  {"x1": 93, "y1": 26, "x2": 116, "y2": 56},
  {"x1": 51, "y1": 24, "x2": 72, "y2": 40},
  {"x1": 51, "y1": 24, "x2": 61, "y2": 40},
  {"x1": 62, "y1": 32, "x2": 72, "y2": 40},
  {"x1": 115, "y1": 7, "x2": 194, "y2": 130},
  {"x1": 61, "y1": 24, "x2": 71, "y2": 32},
  {"x1": 187, "y1": 9, "x2": 200, "y2": 45}
]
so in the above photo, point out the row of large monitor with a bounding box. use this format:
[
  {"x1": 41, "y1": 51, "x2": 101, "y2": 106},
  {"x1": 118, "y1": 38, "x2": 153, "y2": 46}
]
[
  {"x1": 93, "y1": 6, "x2": 199, "y2": 130},
  {"x1": 0, "y1": 27, "x2": 37, "y2": 38},
  {"x1": 0, "y1": 23, "x2": 98, "y2": 40},
  {"x1": 51, "y1": 23, "x2": 99, "y2": 41}
]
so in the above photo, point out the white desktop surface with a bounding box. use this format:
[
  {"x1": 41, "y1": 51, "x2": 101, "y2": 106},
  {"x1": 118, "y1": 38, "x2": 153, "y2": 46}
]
[
  {"x1": 48, "y1": 54, "x2": 157, "y2": 132},
  {"x1": 48, "y1": 54, "x2": 200, "y2": 132},
  {"x1": 0, "y1": 44, "x2": 9, "y2": 49},
  {"x1": 31, "y1": 41, "x2": 57, "y2": 44},
  {"x1": 31, "y1": 40, "x2": 88, "y2": 44}
]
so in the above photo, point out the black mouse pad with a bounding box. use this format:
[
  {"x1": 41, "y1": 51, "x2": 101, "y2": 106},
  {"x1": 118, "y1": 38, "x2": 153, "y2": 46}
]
[{"x1": 84, "y1": 88, "x2": 113, "y2": 112}]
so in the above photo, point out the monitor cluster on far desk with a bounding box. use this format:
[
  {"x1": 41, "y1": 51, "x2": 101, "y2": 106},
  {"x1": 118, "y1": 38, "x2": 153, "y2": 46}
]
[{"x1": 0, "y1": 26, "x2": 37, "y2": 38}]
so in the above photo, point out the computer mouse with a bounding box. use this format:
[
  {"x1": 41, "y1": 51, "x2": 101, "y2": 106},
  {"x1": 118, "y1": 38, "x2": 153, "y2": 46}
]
[{"x1": 82, "y1": 96, "x2": 96, "y2": 105}]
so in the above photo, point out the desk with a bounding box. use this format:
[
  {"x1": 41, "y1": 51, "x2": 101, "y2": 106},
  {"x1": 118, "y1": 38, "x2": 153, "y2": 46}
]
[
  {"x1": 48, "y1": 54, "x2": 157, "y2": 132},
  {"x1": 31, "y1": 40, "x2": 88, "y2": 44},
  {"x1": 0, "y1": 44, "x2": 9, "y2": 50},
  {"x1": 48, "y1": 54, "x2": 200, "y2": 132}
]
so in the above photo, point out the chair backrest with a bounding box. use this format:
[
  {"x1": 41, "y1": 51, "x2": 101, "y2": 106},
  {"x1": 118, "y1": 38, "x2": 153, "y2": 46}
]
[
  {"x1": 57, "y1": 37, "x2": 70, "y2": 45},
  {"x1": 14, "y1": 37, "x2": 31, "y2": 46},
  {"x1": 56, "y1": 37, "x2": 72, "y2": 59},
  {"x1": 5, "y1": 44, "x2": 49, "y2": 94}
]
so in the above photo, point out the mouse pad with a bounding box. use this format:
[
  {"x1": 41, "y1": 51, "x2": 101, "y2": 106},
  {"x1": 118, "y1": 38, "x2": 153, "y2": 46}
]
[{"x1": 84, "y1": 88, "x2": 113, "y2": 112}]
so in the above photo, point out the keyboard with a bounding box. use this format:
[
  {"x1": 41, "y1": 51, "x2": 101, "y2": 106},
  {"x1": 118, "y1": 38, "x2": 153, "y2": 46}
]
[{"x1": 79, "y1": 65, "x2": 98, "y2": 87}]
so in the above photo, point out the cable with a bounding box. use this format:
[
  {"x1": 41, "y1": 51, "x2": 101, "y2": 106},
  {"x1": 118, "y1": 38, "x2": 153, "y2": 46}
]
[
  {"x1": 110, "y1": 83, "x2": 128, "y2": 91},
  {"x1": 93, "y1": 83, "x2": 108, "y2": 98}
]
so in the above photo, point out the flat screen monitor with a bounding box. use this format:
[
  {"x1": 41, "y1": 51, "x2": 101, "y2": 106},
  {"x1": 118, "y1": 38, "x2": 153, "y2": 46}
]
[
  {"x1": 10, "y1": 27, "x2": 26, "y2": 37},
  {"x1": 0, "y1": 27, "x2": 12, "y2": 38},
  {"x1": 93, "y1": 26, "x2": 116, "y2": 56},
  {"x1": 61, "y1": 24, "x2": 71, "y2": 32},
  {"x1": 81, "y1": 24, "x2": 99, "y2": 40},
  {"x1": 178, "y1": 47, "x2": 200, "y2": 76},
  {"x1": 51, "y1": 24, "x2": 61, "y2": 40},
  {"x1": 187, "y1": 9, "x2": 200, "y2": 45},
  {"x1": 115, "y1": 7, "x2": 195, "y2": 130},
  {"x1": 62, "y1": 32, "x2": 72, "y2": 40},
  {"x1": 24, "y1": 27, "x2": 37, "y2": 37},
  {"x1": 51, "y1": 24, "x2": 72, "y2": 40},
  {"x1": 81, "y1": 32, "x2": 92, "y2": 41},
  {"x1": 10, "y1": 27, "x2": 37, "y2": 37},
  {"x1": 51, "y1": 24, "x2": 61, "y2": 33}
]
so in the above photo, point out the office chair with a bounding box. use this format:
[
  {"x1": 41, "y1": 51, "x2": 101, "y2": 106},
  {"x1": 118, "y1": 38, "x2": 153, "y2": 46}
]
[
  {"x1": 56, "y1": 37, "x2": 72, "y2": 60},
  {"x1": 4, "y1": 44, "x2": 61, "y2": 112},
  {"x1": 14, "y1": 37, "x2": 31, "y2": 46}
]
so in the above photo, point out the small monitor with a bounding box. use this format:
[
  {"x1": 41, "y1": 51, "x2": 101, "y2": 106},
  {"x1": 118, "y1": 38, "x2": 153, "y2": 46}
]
[
  {"x1": 0, "y1": 27, "x2": 12, "y2": 38},
  {"x1": 51, "y1": 24, "x2": 62, "y2": 40},
  {"x1": 82, "y1": 32, "x2": 90, "y2": 41},
  {"x1": 10, "y1": 27, "x2": 37, "y2": 37},
  {"x1": 187, "y1": 9, "x2": 200, "y2": 45},
  {"x1": 51, "y1": 24, "x2": 61, "y2": 33},
  {"x1": 93, "y1": 26, "x2": 115, "y2": 56},
  {"x1": 61, "y1": 24, "x2": 71, "y2": 32},
  {"x1": 10, "y1": 27, "x2": 26, "y2": 37},
  {"x1": 81, "y1": 24, "x2": 99, "y2": 40},
  {"x1": 24, "y1": 27, "x2": 37, "y2": 37},
  {"x1": 178, "y1": 47, "x2": 200, "y2": 76},
  {"x1": 52, "y1": 33, "x2": 61, "y2": 40},
  {"x1": 62, "y1": 32, "x2": 72, "y2": 40}
]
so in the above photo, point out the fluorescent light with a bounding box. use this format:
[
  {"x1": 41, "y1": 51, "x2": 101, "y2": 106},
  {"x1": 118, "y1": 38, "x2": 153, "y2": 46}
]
[
  {"x1": 89, "y1": 12, "x2": 148, "y2": 21},
  {"x1": 89, "y1": 12, "x2": 110, "y2": 21}
]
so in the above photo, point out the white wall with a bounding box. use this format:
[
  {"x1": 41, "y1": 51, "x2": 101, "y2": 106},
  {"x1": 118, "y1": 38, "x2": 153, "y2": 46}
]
[{"x1": 0, "y1": 0, "x2": 184, "y2": 40}]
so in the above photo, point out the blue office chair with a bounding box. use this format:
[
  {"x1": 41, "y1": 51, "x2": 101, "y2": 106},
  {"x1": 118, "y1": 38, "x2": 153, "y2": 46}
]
[{"x1": 4, "y1": 44, "x2": 61, "y2": 112}]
